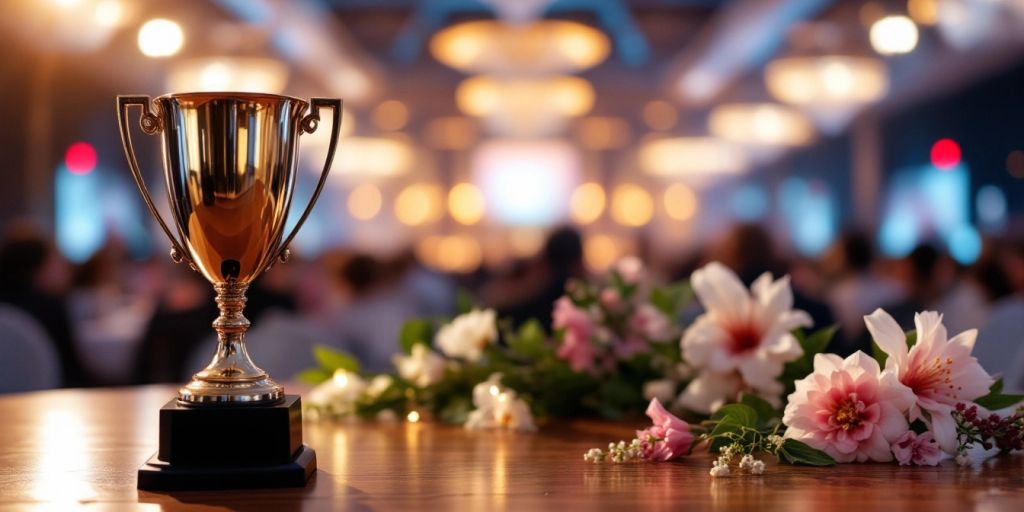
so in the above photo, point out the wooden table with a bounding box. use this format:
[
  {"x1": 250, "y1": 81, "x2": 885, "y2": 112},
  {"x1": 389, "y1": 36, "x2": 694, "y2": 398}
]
[{"x1": 0, "y1": 387, "x2": 1022, "y2": 511}]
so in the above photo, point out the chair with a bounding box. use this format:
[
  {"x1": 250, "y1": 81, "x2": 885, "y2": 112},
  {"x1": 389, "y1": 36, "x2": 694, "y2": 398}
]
[{"x1": 0, "y1": 305, "x2": 61, "y2": 393}]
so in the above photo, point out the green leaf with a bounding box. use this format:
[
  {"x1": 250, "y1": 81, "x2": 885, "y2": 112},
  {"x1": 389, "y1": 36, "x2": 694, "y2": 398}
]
[
  {"x1": 399, "y1": 319, "x2": 434, "y2": 354},
  {"x1": 312, "y1": 345, "x2": 360, "y2": 373},
  {"x1": 455, "y1": 288, "x2": 476, "y2": 315},
  {"x1": 974, "y1": 378, "x2": 1024, "y2": 410},
  {"x1": 905, "y1": 330, "x2": 917, "y2": 348},
  {"x1": 507, "y1": 319, "x2": 550, "y2": 360},
  {"x1": 649, "y1": 281, "x2": 693, "y2": 318},
  {"x1": 804, "y1": 325, "x2": 838, "y2": 356},
  {"x1": 295, "y1": 368, "x2": 331, "y2": 385},
  {"x1": 777, "y1": 439, "x2": 836, "y2": 466},
  {"x1": 711, "y1": 403, "x2": 758, "y2": 428},
  {"x1": 739, "y1": 393, "x2": 780, "y2": 425}
]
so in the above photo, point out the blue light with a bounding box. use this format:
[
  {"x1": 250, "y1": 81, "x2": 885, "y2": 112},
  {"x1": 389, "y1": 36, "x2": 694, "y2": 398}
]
[
  {"x1": 976, "y1": 185, "x2": 1007, "y2": 230},
  {"x1": 879, "y1": 204, "x2": 919, "y2": 258},
  {"x1": 731, "y1": 183, "x2": 769, "y2": 221},
  {"x1": 776, "y1": 177, "x2": 835, "y2": 256},
  {"x1": 947, "y1": 224, "x2": 981, "y2": 265},
  {"x1": 55, "y1": 166, "x2": 104, "y2": 262}
]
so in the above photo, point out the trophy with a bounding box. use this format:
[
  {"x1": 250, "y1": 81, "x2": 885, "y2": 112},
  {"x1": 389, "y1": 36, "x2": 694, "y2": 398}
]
[{"x1": 117, "y1": 92, "x2": 341, "y2": 491}]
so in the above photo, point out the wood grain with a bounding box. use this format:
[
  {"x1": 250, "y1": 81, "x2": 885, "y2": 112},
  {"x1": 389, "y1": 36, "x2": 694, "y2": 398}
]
[{"x1": 0, "y1": 386, "x2": 1021, "y2": 511}]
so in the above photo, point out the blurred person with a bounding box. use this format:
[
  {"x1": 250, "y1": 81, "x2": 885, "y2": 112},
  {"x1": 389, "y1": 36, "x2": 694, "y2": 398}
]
[
  {"x1": 0, "y1": 230, "x2": 87, "y2": 387},
  {"x1": 328, "y1": 252, "x2": 441, "y2": 372},
  {"x1": 877, "y1": 244, "x2": 953, "y2": 328},
  {"x1": 976, "y1": 238, "x2": 1024, "y2": 392},
  {"x1": 823, "y1": 231, "x2": 904, "y2": 353},
  {"x1": 493, "y1": 227, "x2": 585, "y2": 330},
  {"x1": 713, "y1": 224, "x2": 836, "y2": 335}
]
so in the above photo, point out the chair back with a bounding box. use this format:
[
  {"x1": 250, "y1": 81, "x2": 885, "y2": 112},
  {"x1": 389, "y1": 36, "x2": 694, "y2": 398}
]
[{"x1": 0, "y1": 305, "x2": 61, "y2": 393}]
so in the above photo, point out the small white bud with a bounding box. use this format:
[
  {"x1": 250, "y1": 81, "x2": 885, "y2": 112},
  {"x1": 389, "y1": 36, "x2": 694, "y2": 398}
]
[{"x1": 751, "y1": 460, "x2": 766, "y2": 475}]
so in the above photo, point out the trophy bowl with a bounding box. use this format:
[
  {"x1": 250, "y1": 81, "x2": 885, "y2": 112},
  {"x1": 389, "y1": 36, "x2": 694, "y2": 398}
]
[{"x1": 117, "y1": 92, "x2": 341, "y2": 406}]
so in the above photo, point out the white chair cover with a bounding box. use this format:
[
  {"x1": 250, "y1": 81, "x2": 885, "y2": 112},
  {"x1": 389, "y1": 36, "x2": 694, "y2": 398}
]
[{"x1": 0, "y1": 305, "x2": 61, "y2": 393}]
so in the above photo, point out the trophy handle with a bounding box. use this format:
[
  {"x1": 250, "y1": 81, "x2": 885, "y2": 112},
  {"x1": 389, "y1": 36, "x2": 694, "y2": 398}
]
[
  {"x1": 116, "y1": 95, "x2": 195, "y2": 268},
  {"x1": 272, "y1": 98, "x2": 342, "y2": 264}
]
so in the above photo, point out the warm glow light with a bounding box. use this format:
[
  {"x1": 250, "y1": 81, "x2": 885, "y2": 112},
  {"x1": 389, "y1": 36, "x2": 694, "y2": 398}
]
[
  {"x1": 575, "y1": 117, "x2": 631, "y2": 151},
  {"x1": 765, "y1": 55, "x2": 888, "y2": 132},
  {"x1": 639, "y1": 137, "x2": 748, "y2": 179},
  {"x1": 430, "y1": 19, "x2": 610, "y2": 75},
  {"x1": 137, "y1": 18, "x2": 183, "y2": 58},
  {"x1": 456, "y1": 75, "x2": 595, "y2": 136},
  {"x1": 642, "y1": 100, "x2": 678, "y2": 131},
  {"x1": 611, "y1": 184, "x2": 654, "y2": 227},
  {"x1": 709, "y1": 103, "x2": 814, "y2": 148},
  {"x1": 333, "y1": 137, "x2": 413, "y2": 178},
  {"x1": 870, "y1": 15, "x2": 919, "y2": 55},
  {"x1": 908, "y1": 0, "x2": 939, "y2": 25},
  {"x1": 931, "y1": 138, "x2": 962, "y2": 170},
  {"x1": 508, "y1": 228, "x2": 545, "y2": 257},
  {"x1": 395, "y1": 184, "x2": 444, "y2": 226},
  {"x1": 372, "y1": 100, "x2": 409, "y2": 131},
  {"x1": 472, "y1": 139, "x2": 581, "y2": 225},
  {"x1": 423, "y1": 117, "x2": 478, "y2": 150},
  {"x1": 93, "y1": 0, "x2": 124, "y2": 28},
  {"x1": 570, "y1": 182, "x2": 605, "y2": 224},
  {"x1": 664, "y1": 183, "x2": 698, "y2": 221},
  {"x1": 407, "y1": 410, "x2": 421, "y2": 423},
  {"x1": 168, "y1": 57, "x2": 289, "y2": 94},
  {"x1": 449, "y1": 183, "x2": 486, "y2": 225},
  {"x1": 419, "y1": 234, "x2": 483, "y2": 274},
  {"x1": 584, "y1": 234, "x2": 625, "y2": 272},
  {"x1": 347, "y1": 184, "x2": 382, "y2": 221},
  {"x1": 65, "y1": 141, "x2": 97, "y2": 175}
]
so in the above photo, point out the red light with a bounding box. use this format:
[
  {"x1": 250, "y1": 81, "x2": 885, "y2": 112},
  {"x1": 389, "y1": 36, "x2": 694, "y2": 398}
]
[
  {"x1": 65, "y1": 141, "x2": 97, "y2": 175},
  {"x1": 930, "y1": 138, "x2": 961, "y2": 170}
]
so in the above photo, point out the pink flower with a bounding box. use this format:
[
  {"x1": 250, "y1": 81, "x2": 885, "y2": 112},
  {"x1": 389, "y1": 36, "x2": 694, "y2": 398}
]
[
  {"x1": 864, "y1": 309, "x2": 994, "y2": 453},
  {"x1": 615, "y1": 256, "x2": 644, "y2": 285},
  {"x1": 630, "y1": 303, "x2": 673, "y2": 341},
  {"x1": 783, "y1": 352, "x2": 916, "y2": 463},
  {"x1": 599, "y1": 288, "x2": 624, "y2": 312},
  {"x1": 614, "y1": 335, "x2": 648, "y2": 359},
  {"x1": 891, "y1": 431, "x2": 942, "y2": 466},
  {"x1": 679, "y1": 262, "x2": 812, "y2": 413},
  {"x1": 636, "y1": 399, "x2": 694, "y2": 461},
  {"x1": 553, "y1": 297, "x2": 597, "y2": 372}
]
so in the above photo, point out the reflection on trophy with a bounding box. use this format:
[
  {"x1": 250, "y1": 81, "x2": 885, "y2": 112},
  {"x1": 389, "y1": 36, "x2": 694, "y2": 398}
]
[{"x1": 117, "y1": 92, "x2": 341, "y2": 491}]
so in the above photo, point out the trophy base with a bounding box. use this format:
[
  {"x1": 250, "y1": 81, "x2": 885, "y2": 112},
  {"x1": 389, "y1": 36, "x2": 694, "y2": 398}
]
[
  {"x1": 137, "y1": 394, "x2": 317, "y2": 491},
  {"x1": 137, "y1": 445, "x2": 316, "y2": 492}
]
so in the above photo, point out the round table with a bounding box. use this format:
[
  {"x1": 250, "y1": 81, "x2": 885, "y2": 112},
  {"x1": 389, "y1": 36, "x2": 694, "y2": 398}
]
[{"x1": 0, "y1": 386, "x2": 1022, "y2": 510}]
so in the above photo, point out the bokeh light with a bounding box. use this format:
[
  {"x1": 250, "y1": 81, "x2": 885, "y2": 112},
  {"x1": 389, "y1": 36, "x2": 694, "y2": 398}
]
[
  {"x1": 137, "y1": 18, "x2": 183, "y2": 58},
  {"x1": 395, "y1": 184, "x2": 444, "y2": 226},
  {"x1": 448, "y1": 183, "x2": 486, "y2": 225},
  {"x1": 64, "y1": 142, "x2": 97, "y2": 175},
  {"x1": 347, "y1": 183, "x2": 382, "y2": 221},
  {"x1": 931, "y1": 138, "x2": 961, "y2": 170},
  {"x1": 372, "y1": 100, "x2": 410, "y2": 131},
  {"x1": 869, "y1": 15, "x2": 919, "y2": 56},
  {"x1": 642, "y1": 100, "x2": 678, "y2": 131},
  {"x1": 663, "y1": 183, "x2": 698, "y2": 221},
  {"x1": 570, "y1": 182, "x2": 605, "y2": 225},
  {"x1": 610, "y1": 184, "x2": 653, "y2": 227}
]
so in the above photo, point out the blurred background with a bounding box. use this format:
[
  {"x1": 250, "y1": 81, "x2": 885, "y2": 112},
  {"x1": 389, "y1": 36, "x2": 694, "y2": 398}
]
[{"x1": 3, "y1": 0, "x2": 1024, "y2": 393}]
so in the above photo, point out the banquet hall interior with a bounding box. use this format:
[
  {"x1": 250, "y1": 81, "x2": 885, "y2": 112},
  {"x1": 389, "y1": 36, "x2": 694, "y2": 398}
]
[{"x1": 3, "y1": 0, "x2": 1024, "y2": 395}]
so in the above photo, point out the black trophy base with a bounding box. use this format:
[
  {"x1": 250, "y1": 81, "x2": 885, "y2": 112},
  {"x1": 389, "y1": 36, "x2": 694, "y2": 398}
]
[{"x1": 137, "y1": 394, "x2": 317, "y2": 492}]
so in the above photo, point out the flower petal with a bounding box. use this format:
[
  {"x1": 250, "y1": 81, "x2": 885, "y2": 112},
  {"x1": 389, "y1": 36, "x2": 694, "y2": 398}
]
[{"x1": 864, "y1": 309, "x2": 909, "y2": 369}]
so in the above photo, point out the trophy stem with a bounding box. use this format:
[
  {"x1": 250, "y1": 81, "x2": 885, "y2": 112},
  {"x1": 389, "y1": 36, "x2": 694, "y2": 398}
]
[{"x1": 177, "y1": 281, "x2": 284, "y2": 406}]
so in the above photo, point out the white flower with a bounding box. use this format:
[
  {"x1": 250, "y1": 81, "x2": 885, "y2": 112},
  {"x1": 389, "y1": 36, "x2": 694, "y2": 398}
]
[
  {"x1": 464, "y1": 373, "x2": 537, "y2": 432},
  {"x1": 678, "y1": 262, "x2": 811, "y2": 414},
  {"x1": 955, "y1": 452, "x2": 971, "y2": 466},
  {"x1": 306, "y1": 369, "x2": 367, "y2": 415},
  {"x1": 739, "y1": 454, "x2": 754, "y2": 469},
  {"x1": 865, "y1": 309, "x2": 994, "y2": 453},
  {"x1": 366, "y1": 374, "x2": 394, "y2": 398},
  {"x1": 393, "y1": 344, "x2": 446, "y2": 388},
  {"x1": 643, "y1": 379, "x2": 677, "y2": 403},
  {"x1": 750, "y1": 460, "x2": 766, "y2": 475},
  {"x1": 435, "y1": 309, "x2": 498, "y2": 362}
]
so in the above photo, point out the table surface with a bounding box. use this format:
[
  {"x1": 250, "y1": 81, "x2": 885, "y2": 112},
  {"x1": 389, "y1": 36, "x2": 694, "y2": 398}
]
[{"x1": 0, "y1": 386, "x2": 1022, "y2": 511}]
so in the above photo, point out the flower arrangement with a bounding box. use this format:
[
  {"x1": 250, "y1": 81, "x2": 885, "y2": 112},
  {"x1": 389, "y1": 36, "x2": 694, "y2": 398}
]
[{"x1": 301, "y1": 258, "x2": 1024, "y2": 473}]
